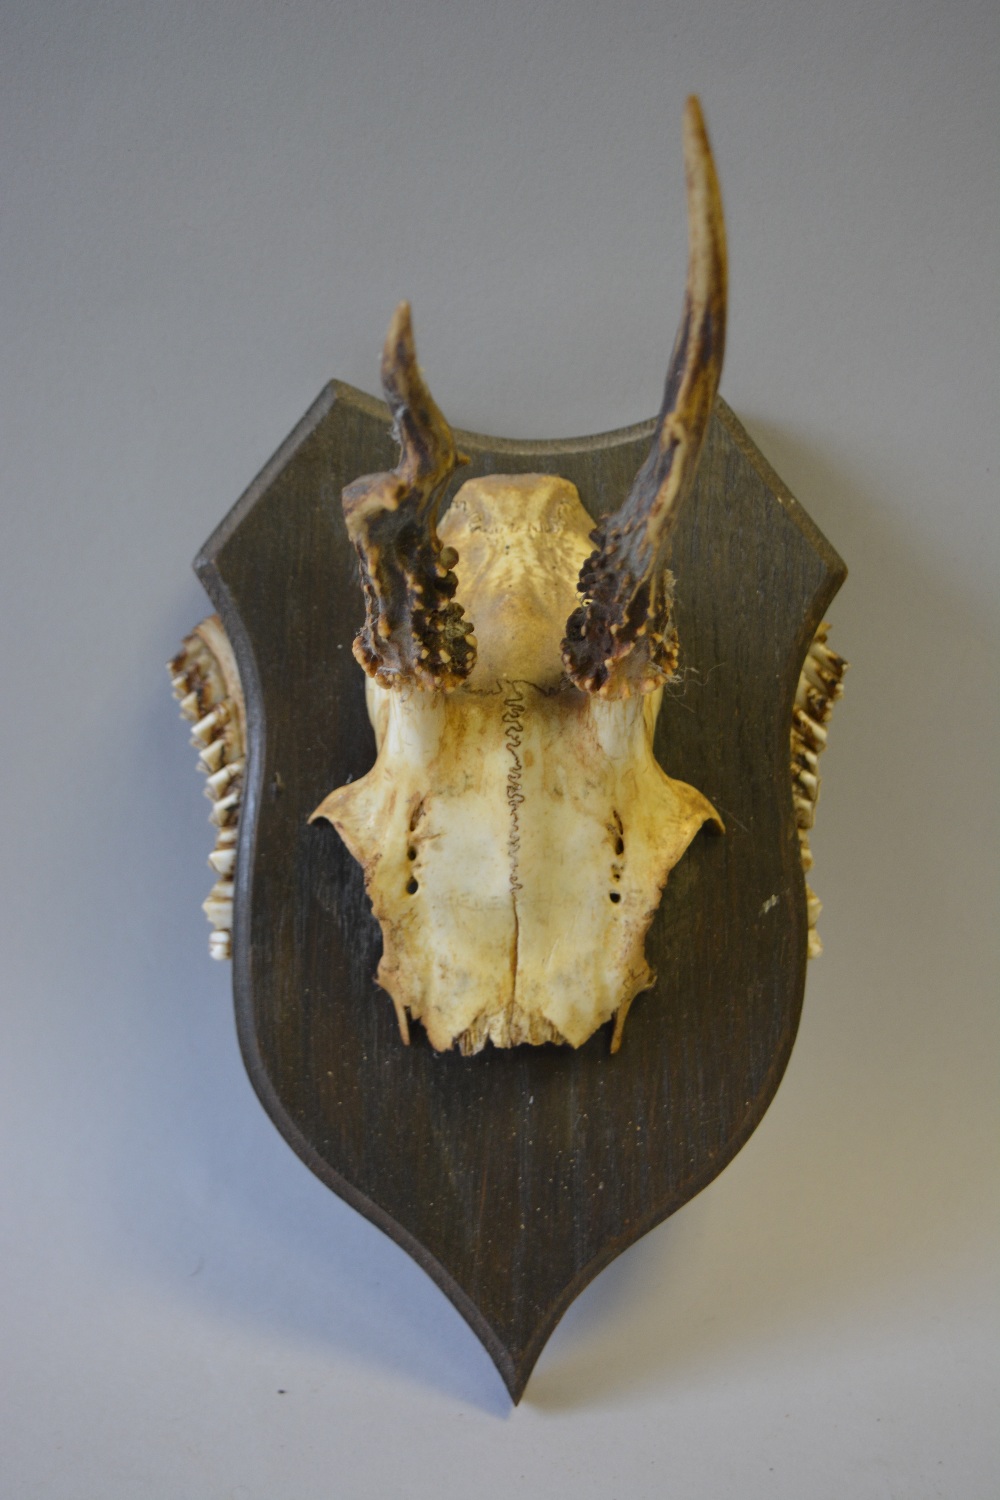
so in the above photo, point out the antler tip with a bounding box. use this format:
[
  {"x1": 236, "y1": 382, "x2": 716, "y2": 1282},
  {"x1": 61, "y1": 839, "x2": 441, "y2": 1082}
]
[
  {"x1": 383, "y1": 299, "x2": 413, "y2": 358},
  {"x1": 682, "y1": 96, "x2": 714, "y2": 178}
]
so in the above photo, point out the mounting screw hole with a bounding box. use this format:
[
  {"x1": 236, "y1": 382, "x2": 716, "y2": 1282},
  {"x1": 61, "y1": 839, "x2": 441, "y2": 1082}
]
[
  {"x1": 609, "y1": 891, "x2": 621, "y2": 904},
  {"x1": 407, "y1": 878, "x2": 419, "y2": 895}
]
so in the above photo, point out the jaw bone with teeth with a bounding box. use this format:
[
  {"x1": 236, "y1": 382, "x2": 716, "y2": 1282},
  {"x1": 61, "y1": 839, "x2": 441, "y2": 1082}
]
[{"x1": 311, "y1": 97, "x2": 728, "y2": 1056}]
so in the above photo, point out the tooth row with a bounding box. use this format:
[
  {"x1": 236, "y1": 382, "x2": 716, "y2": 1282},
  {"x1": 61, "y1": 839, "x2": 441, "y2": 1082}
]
[
  {"x1": 791, "y1": 624, "x2": 847, "y2": 958},
  {"x1": 168, "y1": 616, "x2": 247, "y2": 962}
]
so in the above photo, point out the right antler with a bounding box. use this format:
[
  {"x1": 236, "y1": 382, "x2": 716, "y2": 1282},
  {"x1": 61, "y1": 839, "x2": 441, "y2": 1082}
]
[
  {"x1": 562, "y1": 97, "x2": 728, "y2": 698},
  {"x1": 343, "y1": 302, "x2": 476, "y2": 691}
]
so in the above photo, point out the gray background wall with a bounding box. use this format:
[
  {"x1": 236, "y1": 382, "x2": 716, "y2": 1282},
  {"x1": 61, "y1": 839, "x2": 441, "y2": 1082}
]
[{"x1": 1, "y1": 1, "x2": 996, "y2": 1495}]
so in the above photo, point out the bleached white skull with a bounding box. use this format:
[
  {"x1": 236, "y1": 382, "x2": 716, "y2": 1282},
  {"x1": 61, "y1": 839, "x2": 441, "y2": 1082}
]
[{"x1": 311, "y1": 99, "x2": 729, "y2": 1054}]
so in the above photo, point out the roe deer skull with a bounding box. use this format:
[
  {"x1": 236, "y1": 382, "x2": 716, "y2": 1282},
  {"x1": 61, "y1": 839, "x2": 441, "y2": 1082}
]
[{"x1": 311, "y1": 98, "x2": 729, "y2": 1055}]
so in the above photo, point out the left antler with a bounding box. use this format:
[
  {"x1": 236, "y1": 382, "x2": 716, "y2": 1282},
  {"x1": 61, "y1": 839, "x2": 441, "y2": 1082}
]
[
  {"x1": 562, "y1": 96, "x2": 728, "y2": 697},
  {"x1": 343, "y1": 302, "x2": 476, "y2": 690}
]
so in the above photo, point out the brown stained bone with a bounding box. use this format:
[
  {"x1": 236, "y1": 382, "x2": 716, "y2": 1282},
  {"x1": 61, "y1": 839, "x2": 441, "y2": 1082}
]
[
  {"x1": 790, "y1": 623, "x2": 847, "y2": 957},
  {"x1": 343, "y1": 302, "x2": 477, "y2": 691},
  {"x1": 169, "y1": 615, "x2": 247, "y2": 959},
  {"x1": 562, "y1": 96, "x2": 728, "y2": 698}
]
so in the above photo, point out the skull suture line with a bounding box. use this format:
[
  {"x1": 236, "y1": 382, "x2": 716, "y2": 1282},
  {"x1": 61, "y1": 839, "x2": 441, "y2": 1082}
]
[{"x1": 312, "y1": 98, "x2": 728, "y2": 1055}]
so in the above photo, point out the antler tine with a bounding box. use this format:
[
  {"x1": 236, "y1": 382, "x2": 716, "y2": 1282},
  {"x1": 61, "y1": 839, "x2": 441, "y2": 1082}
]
[
  {"x1": 343, "y1": 302, "x2": 476, "y2": 690},
  {"x1": 562, "y1": 97, "x2": 728, "y2": 697}
]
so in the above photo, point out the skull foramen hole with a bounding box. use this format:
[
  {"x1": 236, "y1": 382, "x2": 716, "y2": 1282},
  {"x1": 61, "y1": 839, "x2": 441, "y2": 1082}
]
[{"x1": 311, "y1": 98, "x2": 729, "y2": 1054}]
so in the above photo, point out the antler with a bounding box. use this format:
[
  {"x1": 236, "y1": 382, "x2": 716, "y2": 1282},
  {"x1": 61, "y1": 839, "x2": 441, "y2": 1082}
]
[
  {"x1": 562, "y1": 97, "x2": 728, "y2": 697},
  {"x1": 343, "y1": 302, "x2": 476, "y2": 690}
]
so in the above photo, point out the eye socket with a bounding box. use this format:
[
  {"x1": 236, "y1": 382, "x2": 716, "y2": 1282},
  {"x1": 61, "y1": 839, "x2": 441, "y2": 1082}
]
[
  {"x1": 609, "y1": 891, "x2": 621, "y2": 904},
  {"x1": 407, "y1": 878, "x2": 419, "y2": 895}
]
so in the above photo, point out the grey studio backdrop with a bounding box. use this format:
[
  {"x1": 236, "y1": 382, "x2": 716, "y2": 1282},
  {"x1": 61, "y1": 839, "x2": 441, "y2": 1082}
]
[{"x1": 1, "y1": 2, "x2": 996, "y2": 1496}]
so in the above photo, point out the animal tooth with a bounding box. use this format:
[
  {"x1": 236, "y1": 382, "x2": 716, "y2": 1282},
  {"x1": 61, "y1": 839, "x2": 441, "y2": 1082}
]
[
  {"x1": 199, "y1": 739, "x2": 226, "y2": 773},
  {"x1": 793, "y1": 796, "x2": 815, "y2": 830},
  {"x1": 202, "y1": 891, "x2": 233, "y2": 928},
  {"x1": 812, "y1": 641, "x2": 843, "y2": 670},
  {"x1": 210, "y1": 791, "x2": 240, "y2": 826},
  {"x1": 794, "y1": 710, "x2": 827, "y2": 749},
  {"x1": 790, "y1": 624, "x2": 847, "y2": 957},
  {"x1": 208, "y1": 931, "x2": 232, "y2": 960},
  {"x1": 191, "y1": 705, "x2": 227, "y2": 746},
  {"x1": 796, "y1": 768, "x2": 819, "y2": 798},
  {"x1": 208, "y1": 847, "x2": 236, "y2": 877},
  {"x1": 205, "y1": 759, "x2": 244, "y2": 799},
  {"x1": 169, "y1": 615, "x2": 246, "y2": 961}
]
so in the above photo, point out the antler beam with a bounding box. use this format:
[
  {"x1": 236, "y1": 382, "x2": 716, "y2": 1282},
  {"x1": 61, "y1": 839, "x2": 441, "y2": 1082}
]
[
  {"x1": 342, "y1": 302, "x2": 476, "y2": 690},
  {"x1": 562, "y1": 96, "x2": 728, "y2": 698}
]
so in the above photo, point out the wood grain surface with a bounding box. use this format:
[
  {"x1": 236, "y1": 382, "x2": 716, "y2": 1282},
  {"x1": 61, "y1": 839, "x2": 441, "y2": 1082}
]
[{"x1": 194, "y1": 384, "x2": 846, "y2": 1401}]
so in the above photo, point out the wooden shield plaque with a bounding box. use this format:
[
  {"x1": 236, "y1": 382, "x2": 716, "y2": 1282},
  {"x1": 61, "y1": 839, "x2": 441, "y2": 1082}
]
[{"x1": 180, "y1": 380, "x2": 845, "y2": 1400}]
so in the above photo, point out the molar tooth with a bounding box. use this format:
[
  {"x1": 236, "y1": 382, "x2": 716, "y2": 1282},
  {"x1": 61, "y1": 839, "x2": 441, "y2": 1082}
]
[
  {"x1": 205, "y1": 759, "x2": 245, "y2": 799},
  {"x1": 796, "y1": 768, "x2": 818, "y2": 799},
  {"x1": 208, "y1": 847, "x2": 236, "y2": 877},
  {"x1": 811, "y1": 641, "x2": 844, "y2": 671},
  {"x1": 171, "y1": 614, "x2": 246, "y2": 962},
  {"x1": 191, "y1": 704, "x2": 228, "y2": 746},
  {"x1": 795, "y1": 710, "x2": 828, "y2": 748},
  {"x1": 208, "y1": 931, "x2": 232, "y2": 961},
  {"x1": 795, "y1": 741, "x2": 819, "y2": 774},
  {"x1": 199, "y1": 739, "x2": 226, "y2": 773},
  {"x1": 202, "y1": 891, "x2": 233, "y2": 928},
  {"x1": 793, "y1": 797, "x2": 815, "y2": 830},
  {"x1": 210, "y1": 791, "x2": 240, "y2": 826}
]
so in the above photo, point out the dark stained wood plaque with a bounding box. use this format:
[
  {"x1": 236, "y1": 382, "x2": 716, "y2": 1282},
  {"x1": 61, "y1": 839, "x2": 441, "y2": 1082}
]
[{"x1": 193, "y1": 382, "x2": 845, "y2": 1401}]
